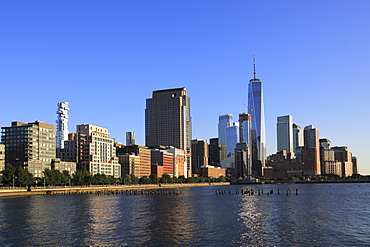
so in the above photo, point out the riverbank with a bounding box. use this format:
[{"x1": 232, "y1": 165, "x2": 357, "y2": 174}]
[{"x1": 0, "y1": 182, "x2": 230, "y2": 198}]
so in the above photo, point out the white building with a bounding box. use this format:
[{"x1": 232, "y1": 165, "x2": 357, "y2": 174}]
[
  {"x1": 76, "y1": 124, "x2": 120, "y2": 178},
  {"x1": 56, "y1": 102, "x2": 69, "y2": 149}
]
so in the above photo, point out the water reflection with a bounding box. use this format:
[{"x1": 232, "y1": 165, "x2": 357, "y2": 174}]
[
  {"x1": 143, "y1": 190, "x2": 197, "y2": 246},
  {"x1": 0, "y1": 184, "x2": 369, "y2": 246},
  {"x1": 237, "y1": 190, "x2": 267, "y2": 246}
]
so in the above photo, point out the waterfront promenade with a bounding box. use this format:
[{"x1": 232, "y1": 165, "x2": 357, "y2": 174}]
[{"x1": 0, "y1": 182, "x2": 230, "y2": 197}]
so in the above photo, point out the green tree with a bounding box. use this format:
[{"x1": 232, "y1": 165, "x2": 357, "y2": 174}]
[
  {"x1": 149, "y1": 174, "x2": 159, "y2": 184},
  {"x1": 72, "y1": 169, "x2": 91, "y2": 185},
  {"x1": 1, "y1": 164, "x2": 16, "y2": 186},
  {"x1": 62, "y1": 170, "x2": 71, "y2": 186},
  {"x1": 124, "y1": 174, "x2": 139, "y2": 185},
  {"x1": 160, "y1": 174, "x2": 173, "y2": 184},
  {"x1": 187, "y1": 176, "x2": 198, "y2": 183},
  {"x1": 139, "y1": 176, "x2": 151, "y2": 184},
  {"x1": 177, "y1": 175, "x2": 186, "y2": 183},
  {"x1": 44, "y1": 168, "x2": 63, "y2": 186},
  {"x1": 16, "y1": 166, "x2": 34, "y2": 186}
]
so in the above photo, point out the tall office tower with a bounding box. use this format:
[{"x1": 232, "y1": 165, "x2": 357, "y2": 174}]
[
  {"x1": 218, "y1": 114, "x2": 233, "y2": 145},
  {"x1": 277, "y1": 115, "x2": 294, "y2": 154},
  {"x1": 65, "y1": 124, "x2": 120, "y2": 177},
  {"x1": 293, "y1": 124, "x2": 304, "y2": 151},
  {"x1": 1, "y1": 121, "x2": 56, "y2": 177},
  {"x1": 191, "y1": 139, "x2": 209, "y2": 174},
  {"x1": 225, "y1": 123, "x2": 239, "y2": 157},
  {"x1": 126, "y1": 131, "x2": 136, "y2": 146},
  {"x1": 56, "y1": 102, "x2": 69, "y2": 149},
  {"x1": 303, "y1": 125, "x2": 320, "y2": 175},
  {"x1": 208, "y1": 138, "x2": 220, "y2": 165},
  {"x1": 239, "y1": 113, "x2": 251, "y2": 144},
  {"x1": 145, "y1": 87, "x2": 192, "y2": 176},
  {"x1": 248, "y1": 57, "x2": 266, "y2": 176}
]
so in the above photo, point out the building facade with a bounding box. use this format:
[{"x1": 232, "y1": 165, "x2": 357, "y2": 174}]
[
  {"x1": 225, "y1": 124, "x2": 239, "y2": 157},
  {"x1": 218, "y1": 114, "x2": 233, "y2": 145},
  {"x1": 145, "y1": 87, "x2": 192, "y2": 176},
  {"x1": 165, "y1": 147, "x2": 187, "y2": 178},
  {"x1": 117, "y1": 153, "x2": 140, "y2": 178},
  {"x1": 1, "y1": 121, "x2": 62, "y2": 178},
  {"x1": 117, "y1": 145, "x2": 151, "y2": 178},
  {"x1": 151, "y1": 149, "x2": 174, "y2": 177},
  {"x1": 62, "y1": 124, "x2": 120, "y2": 177},
  {"x1": 208, "y1": 138, "x2": 220, "y2": 165}
]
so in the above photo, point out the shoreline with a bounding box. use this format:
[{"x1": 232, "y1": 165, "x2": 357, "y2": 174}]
[{"x1": 0, "y1": 182, "x2": 230, "y2": 198}]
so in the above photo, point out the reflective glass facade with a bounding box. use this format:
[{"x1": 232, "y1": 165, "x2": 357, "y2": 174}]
[
  {"x1": 218, "y1": 114, "x2": 233, "y2": 145},
  {"x1": 248, "y1": 79, "x2": 266, "y2": 175}
]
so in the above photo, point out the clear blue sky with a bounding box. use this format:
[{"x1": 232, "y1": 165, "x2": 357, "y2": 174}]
[{"x1": 1, "y1": 1, "x2": 369, "y2": 174}]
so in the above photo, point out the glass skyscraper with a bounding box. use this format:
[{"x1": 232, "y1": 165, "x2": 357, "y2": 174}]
[
  {"x1": 277, "y1": 115, "x2": 293, "y2": 154},
  {"x1": 248, "y1": 58, "x2": 266, "y2": 176},
  {"x1": 145, "y1": 87, "x2": 192, "y2": 176},
  {"x1": 218, "y1": 114, "x2": 233, "y2": 145}
]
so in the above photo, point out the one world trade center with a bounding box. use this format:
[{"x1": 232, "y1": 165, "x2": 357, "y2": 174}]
[{"x1": 248, "y1": 57, "x2": 266, "y2": 176}]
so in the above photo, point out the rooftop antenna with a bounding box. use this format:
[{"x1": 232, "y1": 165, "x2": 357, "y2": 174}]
[{"x1": 253, "y1": 55, "x2": 257, "y2": 80}]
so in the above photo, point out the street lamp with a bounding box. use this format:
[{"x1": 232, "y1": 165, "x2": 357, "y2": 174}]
[{"x1": 12, "y1": 175, "x2": 16, "y2": 190}]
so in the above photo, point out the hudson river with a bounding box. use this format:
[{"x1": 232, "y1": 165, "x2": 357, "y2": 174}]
[{"x1": 0, "y1": 183, "x2": 369, "y2": 246}]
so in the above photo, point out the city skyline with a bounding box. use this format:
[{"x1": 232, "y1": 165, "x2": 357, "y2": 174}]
[{"x1": 0, "y1": 1, "x2": 369, "y2": 174}]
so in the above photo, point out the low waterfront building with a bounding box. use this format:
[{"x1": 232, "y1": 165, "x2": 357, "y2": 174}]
[
  {"x1": 196, "y1": 165, "x2": 226, "y2": 178},
  {"x1": 116, "y1": 145, "x2": 151, "y2": 178},
  {"x1": 165, "y1": 147, "x2": 187, "y2": 178},
  {"x1": 117, "y1": 153, "x2": 140, "y2": 178},
  {"x1": 151, "y1": 149, "x2": 173, "y2": 177}
]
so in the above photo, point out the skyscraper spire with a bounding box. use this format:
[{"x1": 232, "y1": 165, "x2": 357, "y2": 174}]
[{"x1": 253, "y1": 55, "x2": 257, "y2": 80}]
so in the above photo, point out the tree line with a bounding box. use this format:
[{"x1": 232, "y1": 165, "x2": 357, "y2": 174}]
[{"x1": 0, "y1": 164, "x2": 229, "y2": 187}]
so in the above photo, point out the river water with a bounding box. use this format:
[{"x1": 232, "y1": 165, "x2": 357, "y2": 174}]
[{"x1": 0, "y1": 183, "x2": 369, "y2": 246}]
